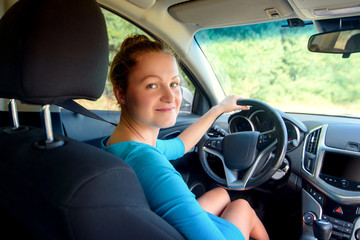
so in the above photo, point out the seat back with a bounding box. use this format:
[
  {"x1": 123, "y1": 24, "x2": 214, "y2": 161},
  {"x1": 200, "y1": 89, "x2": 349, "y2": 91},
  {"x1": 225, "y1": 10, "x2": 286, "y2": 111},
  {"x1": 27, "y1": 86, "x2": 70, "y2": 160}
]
[{"x1": 0, "y1": 0, "x2": 184, "y2": 239}]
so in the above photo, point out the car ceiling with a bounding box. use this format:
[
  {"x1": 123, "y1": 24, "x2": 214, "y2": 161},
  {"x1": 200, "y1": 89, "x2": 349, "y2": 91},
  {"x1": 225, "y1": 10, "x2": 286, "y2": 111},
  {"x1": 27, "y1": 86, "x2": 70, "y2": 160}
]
[
  {"x1": 2, "y1": 0, "x2": 359, "y2": 51},
  {"x1": 2, "y1": 0, "x2": 359, "y2": 25},
  {"x1": 118, "y1": 0, "x2": 360, "y2": 27}
]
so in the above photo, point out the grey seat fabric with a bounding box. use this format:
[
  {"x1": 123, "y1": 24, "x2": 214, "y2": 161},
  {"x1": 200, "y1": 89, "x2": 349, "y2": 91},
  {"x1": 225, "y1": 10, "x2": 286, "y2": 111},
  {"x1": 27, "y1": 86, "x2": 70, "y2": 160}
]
[
  {"x1": 0, "y1": 0, "x2": 185, "y2": 239},
  {"x1": 0, "y1": 127, "x2": 184, "y2": 240}
]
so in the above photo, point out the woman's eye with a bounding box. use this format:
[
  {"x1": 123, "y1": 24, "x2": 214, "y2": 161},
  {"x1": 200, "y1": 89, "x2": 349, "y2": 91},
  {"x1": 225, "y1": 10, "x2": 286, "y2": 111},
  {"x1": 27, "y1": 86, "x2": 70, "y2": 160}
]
[
  {"x1": 170, "y1": 82, "x2": 179, "y2": 88},
  {"x1": 147, "y1": 83, "x2": 157, "y2": 89}
]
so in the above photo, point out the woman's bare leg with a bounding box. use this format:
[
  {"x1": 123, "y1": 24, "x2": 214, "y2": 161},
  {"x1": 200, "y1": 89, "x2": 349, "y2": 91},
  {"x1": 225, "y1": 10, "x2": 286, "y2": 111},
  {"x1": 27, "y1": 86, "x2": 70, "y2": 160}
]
[
  {"x1": 197, "y1": 187, "x2": 230, "y2": 216},
  {"x1": 220, "y1": 199, "x2": 269, "y2": 240},
  {"x1": 198, "y1": 189, "x2": 268, "y2": 240}
]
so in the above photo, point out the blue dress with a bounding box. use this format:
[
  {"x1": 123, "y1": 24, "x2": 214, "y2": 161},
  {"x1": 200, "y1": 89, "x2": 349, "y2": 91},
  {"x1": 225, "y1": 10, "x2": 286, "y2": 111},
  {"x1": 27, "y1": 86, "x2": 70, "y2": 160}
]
[{"x1": 102, "y1": 137, "x2": 244, "y2": 240}]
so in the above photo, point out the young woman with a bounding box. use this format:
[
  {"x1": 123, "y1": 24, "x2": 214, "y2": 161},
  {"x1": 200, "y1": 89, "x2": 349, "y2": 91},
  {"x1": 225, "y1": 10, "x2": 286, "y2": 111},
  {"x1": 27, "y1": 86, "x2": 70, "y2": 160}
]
[{"x1": 102, "y1": 34, "x2": 269, "y2": 240}]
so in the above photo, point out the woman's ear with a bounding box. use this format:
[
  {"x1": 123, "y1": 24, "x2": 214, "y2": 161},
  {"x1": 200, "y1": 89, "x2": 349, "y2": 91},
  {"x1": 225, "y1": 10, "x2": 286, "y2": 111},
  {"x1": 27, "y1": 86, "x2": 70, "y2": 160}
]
[{"x1": 114, "y1": 87, "x2": 126, "y2": 105}]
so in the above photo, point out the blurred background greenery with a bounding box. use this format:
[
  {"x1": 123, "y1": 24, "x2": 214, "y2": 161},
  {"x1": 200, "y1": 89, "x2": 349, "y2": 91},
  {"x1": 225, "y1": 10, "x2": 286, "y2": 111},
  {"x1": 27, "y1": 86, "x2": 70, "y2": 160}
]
[{"x1": 196, "y1": 21, "x2": 360, "y2": 117}]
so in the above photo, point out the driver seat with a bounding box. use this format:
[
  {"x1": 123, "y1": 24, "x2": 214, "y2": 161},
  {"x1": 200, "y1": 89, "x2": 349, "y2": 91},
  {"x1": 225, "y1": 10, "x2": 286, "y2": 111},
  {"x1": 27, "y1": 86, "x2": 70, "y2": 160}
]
[{"x1": 0, "y1": 0, "x2": 184, "y2": 239}]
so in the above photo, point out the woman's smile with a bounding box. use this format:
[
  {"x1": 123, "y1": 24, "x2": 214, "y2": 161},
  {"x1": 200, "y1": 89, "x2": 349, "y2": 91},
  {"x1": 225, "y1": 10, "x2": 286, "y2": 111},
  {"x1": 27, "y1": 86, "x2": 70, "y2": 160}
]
[{"x1": 155, "y1": 106, "x2": 176, "y2": 112}]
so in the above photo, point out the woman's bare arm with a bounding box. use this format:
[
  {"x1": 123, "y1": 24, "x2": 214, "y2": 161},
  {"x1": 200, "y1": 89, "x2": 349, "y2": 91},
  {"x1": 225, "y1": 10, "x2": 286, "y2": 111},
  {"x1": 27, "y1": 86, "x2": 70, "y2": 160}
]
[{"x1": 178, "y1": 95, "x2": 249, "y2": 153}]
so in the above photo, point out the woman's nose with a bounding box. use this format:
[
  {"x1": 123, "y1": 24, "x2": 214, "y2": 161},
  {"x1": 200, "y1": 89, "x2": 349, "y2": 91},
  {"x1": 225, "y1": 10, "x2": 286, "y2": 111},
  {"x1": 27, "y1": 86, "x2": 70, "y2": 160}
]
[{"x1": 161, "y1": 87, "x2": 175, "y2": 103}]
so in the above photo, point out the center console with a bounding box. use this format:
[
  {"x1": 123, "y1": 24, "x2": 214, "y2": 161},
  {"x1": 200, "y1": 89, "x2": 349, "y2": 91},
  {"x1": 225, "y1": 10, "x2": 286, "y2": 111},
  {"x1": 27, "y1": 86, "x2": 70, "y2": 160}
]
[{"x1": 302, "y1": 124, "x2": 360, "y2": 240}]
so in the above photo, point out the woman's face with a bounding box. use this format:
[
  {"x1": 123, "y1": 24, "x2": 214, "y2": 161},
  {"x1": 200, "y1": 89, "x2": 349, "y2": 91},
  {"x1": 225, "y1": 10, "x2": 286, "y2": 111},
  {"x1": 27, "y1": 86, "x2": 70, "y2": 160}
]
[{"x1": 122, "y1": 52, "x2": 182, "y2": 129}]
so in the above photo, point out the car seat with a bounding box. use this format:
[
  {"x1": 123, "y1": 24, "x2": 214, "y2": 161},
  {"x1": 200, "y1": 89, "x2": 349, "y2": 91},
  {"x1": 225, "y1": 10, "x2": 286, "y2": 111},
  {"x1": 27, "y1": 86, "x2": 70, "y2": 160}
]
[{"x1": 0, "y1": 0, "x2": 184, "y2": 239}]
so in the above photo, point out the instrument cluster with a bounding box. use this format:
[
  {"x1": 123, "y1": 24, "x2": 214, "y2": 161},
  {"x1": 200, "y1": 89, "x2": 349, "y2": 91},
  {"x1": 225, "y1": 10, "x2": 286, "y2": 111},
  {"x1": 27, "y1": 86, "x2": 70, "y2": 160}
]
[{"x1": 229, "y1": 110, "x2": 301, "y2": 152}]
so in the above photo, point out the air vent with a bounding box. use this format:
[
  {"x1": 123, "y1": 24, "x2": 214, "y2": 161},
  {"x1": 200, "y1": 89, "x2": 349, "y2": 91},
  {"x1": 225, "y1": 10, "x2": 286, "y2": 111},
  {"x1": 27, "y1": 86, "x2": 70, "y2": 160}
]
[
  {"x1": 303, "y1": 127, "x2": 322, "y2": 174},
  {"x1": 305, "y1": 128, "x2": 321, "y2": 155}
]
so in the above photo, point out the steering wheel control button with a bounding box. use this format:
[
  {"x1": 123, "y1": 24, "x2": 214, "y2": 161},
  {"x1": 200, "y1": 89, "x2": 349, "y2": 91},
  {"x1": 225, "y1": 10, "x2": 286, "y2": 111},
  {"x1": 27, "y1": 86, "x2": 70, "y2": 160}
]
[
  {"x1": 212, "y1": 126, "x2": 228, "y2": 137},
  {"x1": 205, "y1": 139, "x2": 222, "y2": 151},
  {"x1": 304, "y1": 212, "x2": 317, "y2": 225}
]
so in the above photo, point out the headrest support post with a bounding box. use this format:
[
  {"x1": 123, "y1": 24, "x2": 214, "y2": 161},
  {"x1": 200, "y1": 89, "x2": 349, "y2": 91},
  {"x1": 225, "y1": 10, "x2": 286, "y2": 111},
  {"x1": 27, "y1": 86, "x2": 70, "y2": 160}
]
[
  {"x1": 35, "y1": 104, "x2": 64, "y2": 150},
  {"x1": 42, "y1": 105, "x2": 54, "y2": 143},
  {"x1": 8, "y1": 99, "x2": 19, "y2": 129}
]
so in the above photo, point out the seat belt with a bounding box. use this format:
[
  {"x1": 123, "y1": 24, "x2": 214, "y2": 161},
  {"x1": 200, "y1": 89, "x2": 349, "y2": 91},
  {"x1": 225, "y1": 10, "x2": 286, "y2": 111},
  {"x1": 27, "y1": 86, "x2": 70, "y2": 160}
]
[{"x1": 57, "y1": 100, "x2": 117, "y2": 127}]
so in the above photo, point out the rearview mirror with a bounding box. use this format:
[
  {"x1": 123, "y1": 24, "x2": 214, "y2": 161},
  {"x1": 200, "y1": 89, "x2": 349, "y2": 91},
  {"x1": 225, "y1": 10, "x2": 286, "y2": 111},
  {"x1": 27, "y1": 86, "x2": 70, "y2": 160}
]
[{"x1": 308, "y1": 29, "x2": 360, "y2": 58}]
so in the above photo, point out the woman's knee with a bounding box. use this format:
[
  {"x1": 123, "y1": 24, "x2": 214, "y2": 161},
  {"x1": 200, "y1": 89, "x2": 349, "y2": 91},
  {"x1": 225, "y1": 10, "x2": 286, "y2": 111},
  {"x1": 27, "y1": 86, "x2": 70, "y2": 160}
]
[
  {"x1": 232, "y1": 198, "x2": 250, "y2": 207},
  {"x1": 197, "y1": 187, "x2": 230, "y2": 216},
  {"x1": 229, "y1": 199, "x2": 255, "y2": 216},
  {"x1": 214, "y1": 187, "x2": 231, "y2": 203}
]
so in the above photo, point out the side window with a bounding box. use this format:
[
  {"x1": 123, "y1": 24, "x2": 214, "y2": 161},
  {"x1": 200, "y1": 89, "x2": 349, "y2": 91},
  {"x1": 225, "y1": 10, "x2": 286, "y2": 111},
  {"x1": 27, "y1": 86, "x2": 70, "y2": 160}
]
[{"x1": 76, "y1": 8, "x2": 194, "y2": 112}]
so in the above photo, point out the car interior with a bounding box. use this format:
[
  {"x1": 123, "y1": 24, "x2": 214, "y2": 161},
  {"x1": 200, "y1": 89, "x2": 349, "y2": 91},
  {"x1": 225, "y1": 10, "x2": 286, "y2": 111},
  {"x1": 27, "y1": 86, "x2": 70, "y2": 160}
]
[{"x1": 1, "y1": 0, "x2": 360, "y2": 240}]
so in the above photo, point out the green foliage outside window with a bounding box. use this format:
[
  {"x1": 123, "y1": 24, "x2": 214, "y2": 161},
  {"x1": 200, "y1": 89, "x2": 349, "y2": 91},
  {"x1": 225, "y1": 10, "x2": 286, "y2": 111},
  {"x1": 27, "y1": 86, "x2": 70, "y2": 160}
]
[{"x1": 196, "y1": 21, "x2": 360, "y2": 117}]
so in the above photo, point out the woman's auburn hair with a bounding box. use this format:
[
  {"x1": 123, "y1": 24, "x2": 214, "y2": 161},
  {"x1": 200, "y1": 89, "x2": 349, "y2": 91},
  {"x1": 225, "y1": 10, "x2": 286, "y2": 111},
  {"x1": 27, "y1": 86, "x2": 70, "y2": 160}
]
[{"x1": 109, "y1": 34, "x2": 175, "y2": 93}]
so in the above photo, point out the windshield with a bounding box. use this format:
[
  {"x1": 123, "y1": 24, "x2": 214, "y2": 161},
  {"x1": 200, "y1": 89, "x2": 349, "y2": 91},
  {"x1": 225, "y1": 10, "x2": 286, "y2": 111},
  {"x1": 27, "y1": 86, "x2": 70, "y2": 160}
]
[{"x1": 195, "y1": 20, "x2": 360, "y2": 117}]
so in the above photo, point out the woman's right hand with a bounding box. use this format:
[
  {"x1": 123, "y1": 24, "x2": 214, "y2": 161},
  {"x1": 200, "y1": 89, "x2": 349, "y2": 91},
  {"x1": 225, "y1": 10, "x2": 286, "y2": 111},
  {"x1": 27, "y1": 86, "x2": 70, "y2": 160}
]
[{"x1": 213, "y1": 95, "x2": 250, "y2": 115}]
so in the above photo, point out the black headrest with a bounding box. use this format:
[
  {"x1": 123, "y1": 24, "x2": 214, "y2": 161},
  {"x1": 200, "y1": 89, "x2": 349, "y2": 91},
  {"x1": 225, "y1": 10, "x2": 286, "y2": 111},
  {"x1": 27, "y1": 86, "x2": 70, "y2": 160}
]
[{"x1": 0, "y1": 0, "x2": 109, "y2": 105}]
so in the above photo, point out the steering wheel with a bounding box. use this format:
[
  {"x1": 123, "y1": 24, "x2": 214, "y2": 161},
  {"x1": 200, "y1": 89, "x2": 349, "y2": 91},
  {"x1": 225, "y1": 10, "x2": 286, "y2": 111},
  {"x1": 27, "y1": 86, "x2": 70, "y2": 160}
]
[{"x1": 198, "y1": 99, "x2": 288, "y2": 190}]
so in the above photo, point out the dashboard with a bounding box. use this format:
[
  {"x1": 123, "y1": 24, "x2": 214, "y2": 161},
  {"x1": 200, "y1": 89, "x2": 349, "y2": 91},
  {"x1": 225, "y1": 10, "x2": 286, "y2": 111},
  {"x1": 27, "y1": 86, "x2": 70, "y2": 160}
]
[
  {"x1": 227, "y1": 108, "x2": 360, "y2": 202},
  {"x1": 227, "y1": 108, "x2": 360, "y2": 239}
]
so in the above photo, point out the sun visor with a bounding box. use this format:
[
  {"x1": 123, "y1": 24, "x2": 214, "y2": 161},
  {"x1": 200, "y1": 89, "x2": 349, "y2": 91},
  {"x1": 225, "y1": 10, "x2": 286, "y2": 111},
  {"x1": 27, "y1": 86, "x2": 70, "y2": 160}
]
[
  {"x1": 290, "y1": 0, "x2": 360, "y2": 20},
  {"x1": 168, "y1": 0, "x2": 294, "y2": 28}
]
